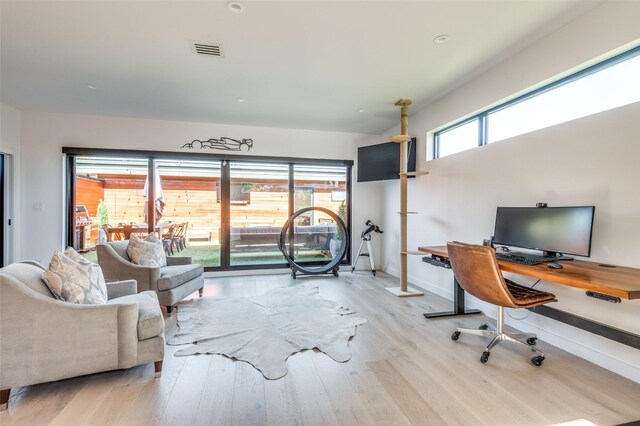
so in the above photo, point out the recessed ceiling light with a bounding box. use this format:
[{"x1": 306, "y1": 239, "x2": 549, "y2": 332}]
[
  {"x1": 358, "y1": 109, "x2": 366, "y2": 113},
  {"x1": 236, "y1": 97, "x2": 245, "y2": 102},
  {"x1": 86, "y1": 84, "x2": 96, "y2": 89},
  {"x1": 433, "y1": 35, "x2": 449, "y2": 44},
  {"x1": 227, "y1": 1, "x2": 244, "y2": 13}
]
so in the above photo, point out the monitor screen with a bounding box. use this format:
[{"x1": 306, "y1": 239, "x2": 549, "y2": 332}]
[{"x1": 493, "y1": 206, "x2": 595, "y2": 257}]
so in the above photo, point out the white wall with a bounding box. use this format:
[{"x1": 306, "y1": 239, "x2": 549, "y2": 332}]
[
  {"x1": 19, "y1": 111, "x2": 378, "y2": 265},
  {"x1": 0, "y1": 103, "x2": 21, "y2": 152},
  {"x1": 0, "y1": 102, "x2": 22, "y2": 262},
  {"x1": 350, "y1": 138, "x2": 386, "y2": 272},
  {"x1": 378, "y1": 1, "x2": 640, "y2": 382}
]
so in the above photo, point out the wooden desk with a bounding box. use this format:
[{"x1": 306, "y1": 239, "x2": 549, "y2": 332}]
[
  {"x1": 419, "y1": 245, "x2": 640, "y2": 300},
  {"x1": 418, "y1": 245, "x2": 640, "y2": 349}
]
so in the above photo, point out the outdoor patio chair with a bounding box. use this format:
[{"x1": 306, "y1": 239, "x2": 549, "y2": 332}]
[
  {"x1": 104, "y1": 224, "x2": 123, "y2": 242},
  {"x1": 162, "y1": 223, "x2": 178, "y2": 255},
  {"x1": 172, "y1": 222, "x2": 189, "y2": 252},
  {"x1": 129, "y1": 223, "x2": 147, "y2": 238}
]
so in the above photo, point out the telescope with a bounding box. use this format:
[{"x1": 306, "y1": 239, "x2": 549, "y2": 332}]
[
  {"x1": 361, "y1": 220, "x2": 383, "y2": 239},
  {"x1": 353, "y1": 220, "x2": 382, "y2": 276}
]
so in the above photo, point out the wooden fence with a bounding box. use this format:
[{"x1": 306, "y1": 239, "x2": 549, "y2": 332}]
[{"x1": 80, "y1": 175, "x2": 345, "y2": 242}]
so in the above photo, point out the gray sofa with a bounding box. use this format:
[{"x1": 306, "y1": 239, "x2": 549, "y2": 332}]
[
  {"x1": 0, "y1": 261, "x2": 165, "y2": 411},
  {"x1": 97, "y1": 241, "x2": 204, "y2": 314}
]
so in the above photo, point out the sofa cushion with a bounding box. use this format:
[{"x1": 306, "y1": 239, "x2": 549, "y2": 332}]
[
  {"x1": 157, "y1": 264, "x2": 204, "y2": 291},
  {"x1": 127, "y1": 234, "x2": 167, "y2": 268},
  {"x1": 1, "y1": 261, "x2": 55, "y2": 298},
  {"x1": 64, "y1": 247, "x2": 108, "y2": 302},
  {"x1": 108, "y1": 291, "x2": 165, "y2": 340},
  {"x1": 42, "y1": 250, "x2": 108, "y2": 304}
]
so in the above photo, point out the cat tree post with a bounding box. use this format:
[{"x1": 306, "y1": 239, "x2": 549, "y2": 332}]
[{"x1": 385, "y1": 99, "x2": 425, "y2": 298}]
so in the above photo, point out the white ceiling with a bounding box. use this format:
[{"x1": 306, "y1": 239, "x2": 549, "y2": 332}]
[{"x1": 0, "y1": 1, "x2": 598, "y2": 134}]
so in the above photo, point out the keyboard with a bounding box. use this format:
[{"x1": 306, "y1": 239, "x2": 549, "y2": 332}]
[{"x1": 495, "y1": 252, "x2": 546, "y2": 265}]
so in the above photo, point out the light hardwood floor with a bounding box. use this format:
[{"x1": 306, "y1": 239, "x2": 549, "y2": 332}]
[{"x1": 2, "y1": 272, "x2": 640, "y2": 425}]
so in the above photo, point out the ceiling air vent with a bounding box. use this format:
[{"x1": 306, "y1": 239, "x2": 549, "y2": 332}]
[{"x1": 192, "y1": 41, "x2": 224, "y2": 58}]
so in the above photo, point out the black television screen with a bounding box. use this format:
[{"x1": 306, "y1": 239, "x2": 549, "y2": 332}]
[
  {"x1": 493, "y1": 206, "x2": 595, "y2": 257},
  {"x1": 357, "y1": 138, "x2": 416, "y2": 182}
]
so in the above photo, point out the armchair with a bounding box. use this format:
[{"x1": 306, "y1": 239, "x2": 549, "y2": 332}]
[
  {"x1": 97, "y1": 241, "x2": 204, "y2": 314},
  {"x1": 0, "y1": 261, "x2": 165, "y2": 411}
]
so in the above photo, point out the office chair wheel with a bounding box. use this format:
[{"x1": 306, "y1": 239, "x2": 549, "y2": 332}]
[
  {"x1": 478, "y1": 324, "x2": 489, "y2": 331},
  {"x1": 526, "y1": 337, "x2": 537, "y2": 346},
  {"x1": 451, "y1": 331, "x2": 461, "y2": 341},
  {"x1": 531, "y1": 355, "x2": 545, "y2": 367},
  {"x1": 480, "y1": 351, "x2": 490, "y2": 364}
]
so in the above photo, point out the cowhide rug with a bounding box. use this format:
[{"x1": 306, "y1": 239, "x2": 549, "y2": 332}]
[{"x1": 167, "y1": 285, "x2": 367, "y2": 379}]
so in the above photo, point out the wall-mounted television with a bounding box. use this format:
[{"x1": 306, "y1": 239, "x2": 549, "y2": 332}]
[{"x1": 357, "y1": 138, "x2": 416, "y2": 182}]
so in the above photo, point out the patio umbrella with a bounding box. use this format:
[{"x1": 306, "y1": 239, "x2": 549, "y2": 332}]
[{"x1": 144, "y1": 164, "x2": 165, "y2": 225}]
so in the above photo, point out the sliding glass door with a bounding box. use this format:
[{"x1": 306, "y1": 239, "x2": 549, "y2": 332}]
[
  {"x1": 67, "y1": 149, "x2": 352, "y2": 271},
  {"x1": 229, "y1": 162, "x2": 289, "y2": 266},
  {"x1": 156, "y1": 159, "x2": 222, "y2": 267},
  {"x1": 75, "y1": 157, "x2": 149, "y2": 262},
  {"x1": 292, "y1": 165, "x2": 348, "y2": 264}
]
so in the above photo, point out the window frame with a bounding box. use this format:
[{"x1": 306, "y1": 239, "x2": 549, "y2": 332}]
[
  {"x1": 63, "y1": 147, "x2": 353, "y2": 272},
  {"x1": 433, "y1": 45, "x2": 640, "y2": 159},
  {"x1": 433, "y1": 116, "x2": 484, "y2": 159}
]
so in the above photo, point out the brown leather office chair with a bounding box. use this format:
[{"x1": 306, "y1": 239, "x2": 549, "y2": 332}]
[{"x1": 447, "y1": 241, "x2": 557, "y2": 367}]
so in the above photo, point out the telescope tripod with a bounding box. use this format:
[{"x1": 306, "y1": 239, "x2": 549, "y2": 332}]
[{"x1": 352, "y1": 234, "x2": 376, "y2": 276}]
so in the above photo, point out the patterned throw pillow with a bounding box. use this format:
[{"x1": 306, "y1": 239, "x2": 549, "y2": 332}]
[
  {"x1": 64, "y1": 246, "x2": 108, "y2": 302},
  {"x1": 127, "y1": 234, "x2": 167, "y2": 268},
  {"x1": 42, "y1": 250, "x2": 108, "y2": 304}
]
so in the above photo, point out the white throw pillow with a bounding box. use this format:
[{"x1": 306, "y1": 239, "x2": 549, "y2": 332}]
[
  {"x1": 64, "y1": 246, "x2": 108, "y2": 302},
  {"x1": 42, "y1": 250, "x2": 108, "y2": 304},
  {"x1": 127, "y1": 233, "x2": 167, "y2": 267}
]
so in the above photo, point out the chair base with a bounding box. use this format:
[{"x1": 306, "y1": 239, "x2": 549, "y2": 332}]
[{"x1": 452, "y1": 306, "x2": 546, "y2": 367}]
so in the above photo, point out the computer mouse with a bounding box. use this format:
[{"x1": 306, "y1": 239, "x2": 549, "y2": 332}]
[{"x1": 547, "y1": 262, "x2": 563, "y2": 269}]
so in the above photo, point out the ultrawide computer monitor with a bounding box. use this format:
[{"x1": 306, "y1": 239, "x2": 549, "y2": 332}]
[{"x1": 493, "y1": 206, "x2": 595, "y2": 257}]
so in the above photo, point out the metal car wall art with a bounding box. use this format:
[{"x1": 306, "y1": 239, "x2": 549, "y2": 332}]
[{"x1": 181, "y1": 137, "x2": 253, "y2": 151}]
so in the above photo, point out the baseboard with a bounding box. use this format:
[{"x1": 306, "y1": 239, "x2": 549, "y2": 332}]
[{"x1": 382, "y1": 267, "x2": 640, "y2": 384}]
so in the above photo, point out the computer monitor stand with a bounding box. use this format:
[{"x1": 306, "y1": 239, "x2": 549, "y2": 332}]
[{"x1": 542, "y1": 250, "x2": 573, "y2": 261}]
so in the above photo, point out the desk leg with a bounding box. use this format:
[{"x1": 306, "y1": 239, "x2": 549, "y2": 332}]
[{"x1": 423, "y1": 278, "x2": 481, "y2": 319}]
